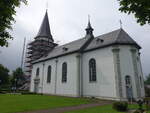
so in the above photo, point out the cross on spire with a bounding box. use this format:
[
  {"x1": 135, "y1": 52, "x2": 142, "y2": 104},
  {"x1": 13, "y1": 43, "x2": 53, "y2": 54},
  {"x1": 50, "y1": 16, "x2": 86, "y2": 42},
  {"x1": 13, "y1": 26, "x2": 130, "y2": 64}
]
[
  {"x1": 88, "y1": 15, "x2": 90, "y2": 23},
  {"x1": 119, "y1": 19, "x2": 122, "y2": 28},
  {"x1": 46, "y1": 0, "x2": 48, "y2": 11}
]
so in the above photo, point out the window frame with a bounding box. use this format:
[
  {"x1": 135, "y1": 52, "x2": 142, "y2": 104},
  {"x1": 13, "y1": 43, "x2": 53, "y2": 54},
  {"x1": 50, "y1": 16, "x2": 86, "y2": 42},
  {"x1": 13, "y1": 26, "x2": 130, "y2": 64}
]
[
  {"x1": 125, "y1": 75, "x2": 131, "y2": 85},
  {"x1": 139, "y1": 76, "x2": 143, "y2": 87},
  {"x1": 36, "y1": 68, "x2": 40, "y2": 77},
  {"x1": 89, "y1": 58, "x2": 97, "y2": 82},
  {"x1": 62, "y1": 62, "x2": 67, "y2": 83},
  {"x1": 47, "y1": 65, "x2": 51, "y2": 83}
]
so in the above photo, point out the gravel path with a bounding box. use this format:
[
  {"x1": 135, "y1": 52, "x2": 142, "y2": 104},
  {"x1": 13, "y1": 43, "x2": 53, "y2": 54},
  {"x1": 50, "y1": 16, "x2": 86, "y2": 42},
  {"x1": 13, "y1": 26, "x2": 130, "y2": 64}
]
[{"x1": 19, "y1": 100, "x2": 111, "y2": 113}]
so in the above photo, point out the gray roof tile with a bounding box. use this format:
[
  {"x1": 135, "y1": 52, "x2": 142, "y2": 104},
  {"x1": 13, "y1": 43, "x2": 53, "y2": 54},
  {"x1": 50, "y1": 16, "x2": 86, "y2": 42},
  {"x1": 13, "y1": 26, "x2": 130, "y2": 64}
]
[
  {"x1": 33, "y1": 37, "x2": 89, "y2": 63},
  {"x1": 84, "y1": 28, "x2": 140, "y2": 51},
  {"x1": 33, "y1": 28, "x2": 140, "y2": 63}
]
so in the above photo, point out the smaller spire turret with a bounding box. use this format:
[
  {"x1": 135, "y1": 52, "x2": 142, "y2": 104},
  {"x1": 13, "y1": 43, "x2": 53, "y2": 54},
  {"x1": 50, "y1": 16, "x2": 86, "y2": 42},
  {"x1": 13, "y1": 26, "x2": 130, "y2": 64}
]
[{"x1": 85, "y1": 15, "x2": 94, "y2": 36}]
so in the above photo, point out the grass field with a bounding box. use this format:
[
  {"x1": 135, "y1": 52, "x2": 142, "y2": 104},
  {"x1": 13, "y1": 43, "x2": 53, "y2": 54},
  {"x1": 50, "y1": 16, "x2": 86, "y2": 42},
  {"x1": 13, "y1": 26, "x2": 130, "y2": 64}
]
[
  {"x1": 0, "y1": 94, "x2": 91, "y2": 113},
  {"x1": 0, "y1": 94, "x2": 149, "y2": 113}
]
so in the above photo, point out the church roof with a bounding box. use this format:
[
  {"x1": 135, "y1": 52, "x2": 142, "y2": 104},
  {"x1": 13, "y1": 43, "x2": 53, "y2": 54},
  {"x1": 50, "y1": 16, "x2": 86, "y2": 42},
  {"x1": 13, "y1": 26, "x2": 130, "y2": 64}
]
[
  {"x1": 36, "y1": 11, "x2": 53, "y2": 41},
  {"x1": 33, "y1": 28, "x2": 140, "y2": 64},
  {"x1": 84, "y1": 28, "x2": 141, "y2": 51},
  {"x1": 33, "y1": 37, "x2": 90, "y2": 63}
]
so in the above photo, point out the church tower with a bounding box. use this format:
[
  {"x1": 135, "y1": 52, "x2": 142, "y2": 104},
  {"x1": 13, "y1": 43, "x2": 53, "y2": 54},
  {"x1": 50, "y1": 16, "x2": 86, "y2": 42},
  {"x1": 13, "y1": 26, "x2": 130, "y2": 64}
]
[
  {"x1": 29, "y1": 11, "x2": 57, "y2": 61},
  {"x1": 25, "y1": 11, "x2": 57, "y2": 77},
  {"x1": 28, "y1": 11, "x2": 57, "y2": 59}
]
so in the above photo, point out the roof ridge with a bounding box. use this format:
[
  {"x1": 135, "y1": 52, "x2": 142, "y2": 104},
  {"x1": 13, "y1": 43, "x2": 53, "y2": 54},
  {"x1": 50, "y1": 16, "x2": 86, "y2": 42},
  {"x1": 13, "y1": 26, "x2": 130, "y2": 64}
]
[{"x1": 95, "y1": 28, "x2": 121, "y2": 39}]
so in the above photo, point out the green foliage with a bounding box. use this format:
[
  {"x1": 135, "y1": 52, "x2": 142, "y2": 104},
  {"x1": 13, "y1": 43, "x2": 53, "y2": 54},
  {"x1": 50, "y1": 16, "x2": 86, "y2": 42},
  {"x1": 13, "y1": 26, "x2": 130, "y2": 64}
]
[
  {"x1": 112, "y1": 101, "x2": 128, "y2": 112},
  {"x1": 145, "y1": 86, "x2": 150, "y2": 97},
  {"x1": 0, "y1": 64, "x2": 10, "y2": 85},
  {"x1": 118, "y1": 0, "x2": 150, "y2": 25},
  {"x1": 11, "y1": 67, "x2": 26, "y2": 88},
  {"x1": 145, "y1": 74, "x2": 150, "y2": 85},
  {"x1": 0, "y1": 0, "x2": 27, "y2": 47},
  {"x1": 144, "y1": 98, "x2": 150, "y2": 110}
]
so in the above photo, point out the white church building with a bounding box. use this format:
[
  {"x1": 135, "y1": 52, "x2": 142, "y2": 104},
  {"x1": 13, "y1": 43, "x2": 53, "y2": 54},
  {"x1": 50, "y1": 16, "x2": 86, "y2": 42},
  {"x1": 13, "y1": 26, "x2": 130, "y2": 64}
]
[{"x1": 30, "y1": 11, "x2": 145, "y2": 101}]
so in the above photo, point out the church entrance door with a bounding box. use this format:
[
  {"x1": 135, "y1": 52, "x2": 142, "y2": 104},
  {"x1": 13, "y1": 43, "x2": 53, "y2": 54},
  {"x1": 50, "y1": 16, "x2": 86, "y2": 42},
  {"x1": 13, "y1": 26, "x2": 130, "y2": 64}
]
[
  {"x1": 34, "y1": 83, "x2": 39, "y2": 93},
  {"x1": 125, "y1": 75, "x2": 133, "y2": 101},
  {"x1": 126, "y1": 85, "x2": 133, "y2": 101}
]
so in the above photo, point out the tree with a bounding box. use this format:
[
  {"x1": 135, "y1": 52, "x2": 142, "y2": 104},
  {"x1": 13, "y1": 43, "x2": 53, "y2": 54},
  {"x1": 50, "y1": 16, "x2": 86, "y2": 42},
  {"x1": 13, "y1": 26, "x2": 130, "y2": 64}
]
[
  {"x1": 145, "y1": 74, "x2": 150, "y2": 85},
  {"x1": 11, "y1": 68, "x2": 26, "y2": 89},
  {"x1": 0, "y1": 0, "x2": 27, "y2": 47},
  {"x1": 145, "y1": 74, "x2": 150, "y2": 97},
  {"x1": 0, "y1": 64, "x2": 10, "y2": 85},
  {"x1": 118, "y1": 0, "x2": 150, "y2": 25}
]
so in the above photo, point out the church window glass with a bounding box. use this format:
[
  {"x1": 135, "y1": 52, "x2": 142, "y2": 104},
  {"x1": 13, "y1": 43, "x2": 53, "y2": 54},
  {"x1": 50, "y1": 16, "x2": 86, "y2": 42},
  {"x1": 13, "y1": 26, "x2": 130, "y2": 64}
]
[
  {"x1": 125, "y1": 75, "x2": 131, "y2": 85},
  {"x1": 89, "y1": 58, "x2": 96, "y2": 82},
  {"x1": 47, "y1": 65, "x2": 51, "y2": 83},
  {"x1": 36, "y1": 68, "x2": 40, "y2": 77},
  {"x1": 140, "y1": 76, "x2": 142, "y2": 87},
  {"x1": 62, "y1": 62, "x2": 67, "y2": 83}
]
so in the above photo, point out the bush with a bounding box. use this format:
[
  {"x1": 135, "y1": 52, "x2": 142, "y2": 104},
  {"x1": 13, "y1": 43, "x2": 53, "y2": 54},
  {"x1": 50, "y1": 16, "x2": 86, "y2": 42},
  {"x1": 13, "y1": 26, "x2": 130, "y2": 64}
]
[
  {"x1": 145, "y1": 86, "x2": 150, "y2": 97},
  {"x1": 0, "y1": 89, "x2": 11, "y2": 94},
  {"x1": 133, "y1": 110, "x2": 141, "y2": 113},
  {"x1": 144, "y1": 97, "x2": 150, "y2": 110},
  {"x1": 113, "y1": 101, "x2": 128, "y2": 112},
  {"x1": 133, "y1": 109, "x2": 145, "y2": 113}
]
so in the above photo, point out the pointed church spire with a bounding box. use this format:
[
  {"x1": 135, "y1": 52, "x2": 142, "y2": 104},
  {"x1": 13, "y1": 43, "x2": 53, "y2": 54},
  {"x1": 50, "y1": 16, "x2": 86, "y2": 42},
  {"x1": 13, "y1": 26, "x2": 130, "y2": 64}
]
[
  {"x1": 85, "y1": 15, "x2": 94, "y2": 36},
  {"x1": 36, "y1": 11, "x2": 54, "y2": 42}
]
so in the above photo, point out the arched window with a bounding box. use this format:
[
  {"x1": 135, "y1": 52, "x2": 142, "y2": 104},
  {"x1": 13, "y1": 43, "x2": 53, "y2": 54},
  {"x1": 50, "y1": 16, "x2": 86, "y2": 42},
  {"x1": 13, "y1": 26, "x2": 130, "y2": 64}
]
[
  {"x1": 62, "y1": 62, "x2": 67, "y2": 83},
  {"x1": 47, "y1": 65, "x2": 51, "y2": 83},
  {"x1": 140, "y1": 76, "x2": 142, "y2": 87},
  {"x1": 125, "y1": 75, "x2": 131, "y2": 85},
  {"x1": 36, "y1": 68, "x2": 40, "y2": 77},
  {"x1": 89, "y1": 58, "x2": 96, "y2": 82}
]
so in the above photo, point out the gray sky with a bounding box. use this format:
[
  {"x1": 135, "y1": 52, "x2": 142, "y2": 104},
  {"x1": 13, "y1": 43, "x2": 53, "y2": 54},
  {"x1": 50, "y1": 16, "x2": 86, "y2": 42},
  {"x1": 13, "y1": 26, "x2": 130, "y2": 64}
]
[{"x1": 0, "y1": 0, "x2": 149, "y2": 76}]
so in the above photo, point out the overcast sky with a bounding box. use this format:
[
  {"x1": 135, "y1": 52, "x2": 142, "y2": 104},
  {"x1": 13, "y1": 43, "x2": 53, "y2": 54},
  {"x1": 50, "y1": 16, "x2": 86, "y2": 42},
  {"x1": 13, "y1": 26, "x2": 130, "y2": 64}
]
[{"x1": 0, "y1": 0, "x2": 149, "y2": 76}]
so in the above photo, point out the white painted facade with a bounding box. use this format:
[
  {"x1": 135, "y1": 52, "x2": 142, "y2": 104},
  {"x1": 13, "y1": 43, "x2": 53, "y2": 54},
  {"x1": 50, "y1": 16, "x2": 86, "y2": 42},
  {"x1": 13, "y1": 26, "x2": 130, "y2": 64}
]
[
  {"x1": 30, "y1": 44, "x2": 145, "y2": 101},
  {"x1": 29, "y1": 11, "x2": 145, "y2": 101}
]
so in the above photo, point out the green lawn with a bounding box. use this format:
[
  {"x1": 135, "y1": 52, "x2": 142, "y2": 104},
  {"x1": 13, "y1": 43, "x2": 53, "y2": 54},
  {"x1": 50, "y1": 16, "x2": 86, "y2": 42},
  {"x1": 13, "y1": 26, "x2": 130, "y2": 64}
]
[
  {"x1": 1, "y1": 94, "x2": 149, "y2": 113},
  {"x1": 0, "y1": 94, "x2": 91, "y2": 113}
]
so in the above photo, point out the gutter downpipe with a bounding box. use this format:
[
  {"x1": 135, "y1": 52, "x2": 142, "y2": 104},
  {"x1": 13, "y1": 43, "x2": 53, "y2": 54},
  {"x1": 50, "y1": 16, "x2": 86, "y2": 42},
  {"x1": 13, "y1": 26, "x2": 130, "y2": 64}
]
[
  {"x1": 80, "y1": 53, "x2": 83, "y2": 97},
  {"x1": 77, "y1": 53, "x2": 83, "y2": 97},
  {"x1": 41, "y1": 62, "x2": 45, "y2": 94},
  {"x1": 54, "y1": 58, "x2": 58, "y2": 94}
]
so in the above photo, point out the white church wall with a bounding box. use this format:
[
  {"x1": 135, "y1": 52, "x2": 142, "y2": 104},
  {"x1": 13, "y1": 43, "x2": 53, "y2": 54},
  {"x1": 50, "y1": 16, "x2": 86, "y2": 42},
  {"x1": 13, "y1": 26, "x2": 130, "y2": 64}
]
[
  {"x1": 119, "y1": 45, "x2": 137, "y2": 99},
  {"x1": 56, "y1": 53, "x2": 79, "y2": 97},
  {"x1": 82, "y1": 47, "x2": 117, "y2": 99},
  {"x1": 136, "y1": 51, "x2": 145, "y2": 97},
  {"x1": 42, "y1": 59, "x2": 57, "y2": 94},
  {"x1": 30, "y1": 45, "x2": 145, "y2": 100},
  {"x1": 30, "y1": 63, "x2": 43, "y2": 93},
  {"x1": 30, "y1": 64, "x2": 36, "y2": 92},
  {"x1": 119, "y1": 45, "x2": 145, "y2": 99},
  {"x1": 30, "y1": 53, "x2": 79, "y2": 96}
]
